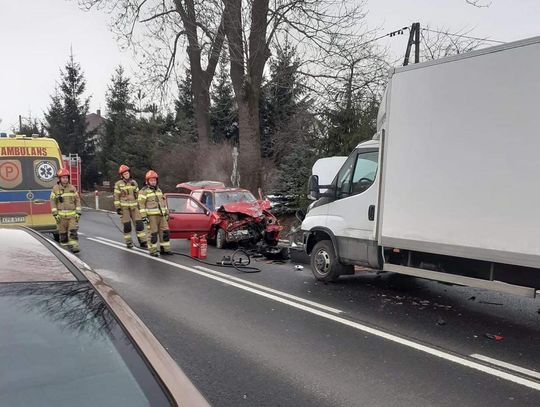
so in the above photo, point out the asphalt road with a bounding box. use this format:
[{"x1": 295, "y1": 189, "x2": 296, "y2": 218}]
[{"x1": 75, "y1": 209, "x2": 540, "y2": 406}]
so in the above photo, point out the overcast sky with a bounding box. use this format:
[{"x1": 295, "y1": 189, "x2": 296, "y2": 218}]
[{"x1": 1, "y1": 0, "x2": 539, "y2": 132}]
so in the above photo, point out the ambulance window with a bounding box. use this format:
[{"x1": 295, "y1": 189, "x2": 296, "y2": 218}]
[{"x1": 0, "y1": 157, "x2": 59, "y2": 191}]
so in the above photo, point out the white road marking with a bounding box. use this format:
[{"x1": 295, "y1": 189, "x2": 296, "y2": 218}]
[
  {"x1": 90, "y1": 236, "x2": 342, "y2": 314},
  {"x1": 198, "y1": 264, "x2": 342, "y2": 314},
  {"x1": 86, "y1": 236, "x2": 540, "y2": 391},
  {"x1": 471, "y1": 354, "x2": 540, "y2": 380}
]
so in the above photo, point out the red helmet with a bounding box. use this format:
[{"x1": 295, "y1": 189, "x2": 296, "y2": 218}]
[
  {"x1": 118, "y1": 164, "x2": 130, "y2": 175},
  {"x1": 145, "y1": 170, "x2": 158, "y2": 182},
  {"x1": 57, "y1": 168, "x2": 70, "y2": 178}
]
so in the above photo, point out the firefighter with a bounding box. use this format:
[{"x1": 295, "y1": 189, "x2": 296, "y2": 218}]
[
  {"x1": 114, "y1": 164, "x2": 147, "y2": 249},
  {"x1": 50, "y1": 168, "x2": 81, "y2": 253},
  {"x1": 138, "y1": 170, "x2": 171, "y2": 257}
]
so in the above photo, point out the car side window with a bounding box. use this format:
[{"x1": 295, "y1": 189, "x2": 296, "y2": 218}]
[
  {"x1": 351, "y1": 151, "x2": 378, "y2": 195},
  {"x1": 335, "y1": 153, "x2": 357, "y2": 199},
  {"x1": 201, "y1": 192, "x2": 213, "y2": 209},
  {"x1": 167, "y1": 197, "x2": 205, "y2": 214},
  {"x1": 335, "y1": 150, "x2": 378, "y2": 199}
]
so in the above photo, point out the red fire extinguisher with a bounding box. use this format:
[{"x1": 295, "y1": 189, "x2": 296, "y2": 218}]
[
  {"x1": 199, "y1": 235, "x2": 208, "y2": 260},
  {"x1": 190, "y1": 234, "x2": 200, "y2": 258}
]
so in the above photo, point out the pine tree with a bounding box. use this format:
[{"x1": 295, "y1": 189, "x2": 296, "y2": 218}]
[
  {"x1": 262, "y1": 42, "x2": 304, "y2": 158},
  {"x1": 274, "y1": 141, "x2": 316, "y2": 212},
  {"x1": 174, "y1": 70, "x2": 196, "y2": 143},
  {"x1": 210, "y1": 56, "x2": 238, "y2": 144},
  {"x1": 16, "y1": 117, "x2": 45, "y2": 136},
  {"x1": 262, "y1": 42, "x2": 319, "y2": 209},
  {"x1": 323, "y1": 97, "x2": 379, "y2": 156},
  {"x1": 101, "y1": 66, "x2": 136, "y2": 180},
  {"x1": 44, "y1": 52, "x2": 94, "y2": 186}
]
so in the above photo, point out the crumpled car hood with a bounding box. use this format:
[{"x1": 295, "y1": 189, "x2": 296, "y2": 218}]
[{"x1": 218, "y1": 202, "x2": 263, "y2": 218}]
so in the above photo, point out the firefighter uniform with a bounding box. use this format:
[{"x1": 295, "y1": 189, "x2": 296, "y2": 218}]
[
  {"x1": 114, "y1": 165, "x2": 147, "y2": 248},
  {"x1": 50, "y1": 169, "x2": 81, "y2": 253},
  {"x1": 138, "y1": 170, "x2": 171, "y2": 256}
]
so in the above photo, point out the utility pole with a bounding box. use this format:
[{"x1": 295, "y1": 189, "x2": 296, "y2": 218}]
[
  {"x1": 19, "y1": 115, "x2": 22, "y2": 133},
  {"x1": 403, "y1": 22, "x2": 421, "y2": 66}
]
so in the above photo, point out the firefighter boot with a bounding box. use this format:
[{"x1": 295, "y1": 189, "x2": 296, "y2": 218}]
[
  {"x1": 149, "y1": 232, "x2": 159, "y2": 257},
  {"x1": 136, "y1": 220, "x2": 147, "y2": 248},
  {"x1": 123, "y1": 222, "x2": 134, "y2": 248},
  {"x1": 160, "y1": 229, "x2": 172, "y2": 255},
  {"x1": 69, "y1": 229, "x2": 80, "y2": 253}
]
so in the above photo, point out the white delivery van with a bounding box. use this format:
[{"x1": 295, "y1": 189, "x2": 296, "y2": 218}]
[{"x1": 302, "y1": 36, "x2": 540, "y2": 297}]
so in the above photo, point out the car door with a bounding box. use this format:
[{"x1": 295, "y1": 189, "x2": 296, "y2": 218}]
[{"x1": 165, "y1": 194, "x2": 214, "y2": 239}]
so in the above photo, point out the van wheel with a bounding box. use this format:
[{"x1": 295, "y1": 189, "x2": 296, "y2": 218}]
[
  {"x1": 311, "y1": 240, "x2": 350, "y2": 282},
  {"x1": 216, "y1": 228, "x2": 226, "y2": 249}
]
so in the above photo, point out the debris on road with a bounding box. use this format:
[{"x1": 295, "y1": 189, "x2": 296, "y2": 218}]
[
  {"x1": 436, "y1": 318, "x2": 446, "y2": 326},
  {"x1": 479, "y1": 301, "x2": 503, "y2": 306},
  {"x1": 294, "y1": 265, "x2": 304, "y2": 270},
  {"x1": 484, "y1": 333, "x2": 504, "y2": 341},
  {"x1": 468, "y1": 296, "x2": 476, "y2": 301}
]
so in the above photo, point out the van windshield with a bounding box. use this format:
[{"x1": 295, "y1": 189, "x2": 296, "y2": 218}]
[{"x1": 0, "y1": 157, "x2": 60, "y2": 191}]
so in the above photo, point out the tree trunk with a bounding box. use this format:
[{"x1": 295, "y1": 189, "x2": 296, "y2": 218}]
[
  {"x1": 224, "y1": 0, "x2": 269, "y2": 191},
  {"x1": 237, "y1": 89, "x2": 262, "y2": 191},
  {"x1": 176, "y1": 0, "x2": 225, "y2": 169},
  {"x1": 191, "y1": 69, "x2": 211, "y2": 151}
]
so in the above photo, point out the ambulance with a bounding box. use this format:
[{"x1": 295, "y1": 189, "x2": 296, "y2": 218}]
[{"x1": 0, "y1": 135, "x2": 63, "y2": 234}]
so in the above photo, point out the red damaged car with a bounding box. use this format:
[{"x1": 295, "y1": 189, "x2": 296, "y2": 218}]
[{"x1": 167, "y1": 181, "x2": 282, "y2": 248}]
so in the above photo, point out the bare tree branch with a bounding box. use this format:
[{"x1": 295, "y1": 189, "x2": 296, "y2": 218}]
[
  {"x1": 466, "y1": 0, "x2": 491, "y2": 7},
  {"x1": 139, "y1": 8, "x2": 176, "y2": 22}
]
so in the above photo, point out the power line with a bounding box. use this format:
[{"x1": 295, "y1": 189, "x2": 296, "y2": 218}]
[
  {"x1": 421, "y1": 28, "x2": 505, "y2": 44},
  {"x1": 357, "y1": 26, "x2": 411, "y2": 48}
]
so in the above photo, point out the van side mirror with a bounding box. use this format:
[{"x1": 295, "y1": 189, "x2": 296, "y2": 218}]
[{"x1": 307, "y1": 175, "x2": 320, "y2": 201}]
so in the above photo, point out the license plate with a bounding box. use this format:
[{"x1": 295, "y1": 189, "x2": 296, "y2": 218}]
[{"x1": 0, "y1": 216, "x2": 26, "y2": 224}]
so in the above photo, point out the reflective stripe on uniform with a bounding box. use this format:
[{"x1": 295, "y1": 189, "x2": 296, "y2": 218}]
[
  {"x1": 120, "y1": 202, "x2": 138, "y2": 207},
  {"x1": 51, "y1": 192, "x2": 77, "y2": 198},
  {"x1": 146, "y1": 209, "x2": 163, "y2": 215},
  {"x1": 58, "y1": 210, "x2": 77, "y2": 217}
]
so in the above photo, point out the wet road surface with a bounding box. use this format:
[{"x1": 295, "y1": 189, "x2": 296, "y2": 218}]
[{"x1": 75, "y1": 210, "x2": 540, "y2": 406}]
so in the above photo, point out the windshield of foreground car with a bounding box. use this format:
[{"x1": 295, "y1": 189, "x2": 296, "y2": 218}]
[
  {"x1": 0, "y1": 282, "x2": 173, "y2": 407},
  {"x1": 214, "y1": 191, "x2": 257, "y2": 209}
]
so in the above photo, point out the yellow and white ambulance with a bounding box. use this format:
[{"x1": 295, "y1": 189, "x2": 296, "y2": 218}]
[{"x1": 0, "y1": 135, "x2": 63, "y2": 233}]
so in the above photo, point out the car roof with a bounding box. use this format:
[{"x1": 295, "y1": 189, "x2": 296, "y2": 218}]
[
  {"x1": 204, "y1": 188, "x2": 250, "y2": 193},
  {"x1": 0, "y1": 226, "x2": 210, "y2": 406},
  {"x1": 176, "y1": 180, "x2": 226, "y2": 191},
  {"x1": 0, "y1": 227, "x2": 79, "y2": 282}
]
